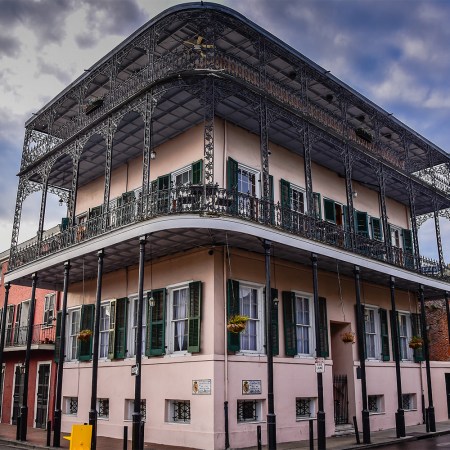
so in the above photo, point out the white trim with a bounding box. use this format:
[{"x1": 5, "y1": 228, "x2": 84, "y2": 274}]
[
  {"x1": 363, "y1": 305, "x2": 381, "y2": 360},
  {"x1": 5, "y1": 215, "x2": 449, "y2": 291},
  {"x1": 33, "y1": 361, "x2": 52, "y2": 429}
]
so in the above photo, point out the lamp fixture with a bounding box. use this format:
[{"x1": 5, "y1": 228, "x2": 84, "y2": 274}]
[
  {"x1": 353, "y1": 191, "x2": 358, "y2": 198},
  {"x1": 59, "y1": 198, "x2": 64, "y2": 207},
  {"x1": 150, "y1": 150, "x2": 157, "y2": 160},
  {"x1": 148, "y1": 296, "x2": 155, "y2": 307}
]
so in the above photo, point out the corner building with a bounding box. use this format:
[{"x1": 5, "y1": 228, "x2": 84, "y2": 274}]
[{"x1": 5, "y1": 3, "x2": 450, "y2": 449}]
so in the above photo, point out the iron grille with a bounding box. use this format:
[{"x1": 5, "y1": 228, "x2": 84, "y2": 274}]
[
  {"x1": 172, "y1": 400, "x2": 190, "y2": 423},
  {"x1": 237, "y1": 400, "x2": 257, "y2": 422},
  {"x1": 296, "y1": 398, "x2": 311, "y2": 418},
  {"x1": 402, "y1": 394, "x2": 412, "y2": 410},
  {"x1": 68, "y1": 397, "x2": 78, "y2": 415},
  {"x1": 368, "y1": 395, "x2": 379, "y2": 413},
  {"x1": 98, "y1": 398, "x2": 109, "y2": 418},
  {"x1": 333, "y1": 374, "x2": 348, "y2": 425}
]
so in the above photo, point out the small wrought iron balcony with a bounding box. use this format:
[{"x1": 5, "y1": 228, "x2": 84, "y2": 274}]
[
  {"x1": 9, "y1": 185, "x2": 444, "y2": 280},
  {"x1": 4, "y1": 323, "x2": 56, "y2": 349}
]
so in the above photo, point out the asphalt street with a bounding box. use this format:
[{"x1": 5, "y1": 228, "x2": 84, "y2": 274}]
[{"x1": 379, "y1": 434, "x2": 450, "y2": 449}]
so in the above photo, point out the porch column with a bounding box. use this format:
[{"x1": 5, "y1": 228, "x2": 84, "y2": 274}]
[
  {"x1": 260, "y1": 99, "x2": 270, "y2": 224},
  {"x1": 389, "y1": 276, "x2": 405, "y2": 437},
  {"x1": 19, "y1": 272, "x2": 38, "y2": 441},
  {"x1": 408, "y1": 181, "x2": 421, "y2": 271},
  {"x1": 53, "y1": 261, "x2": 70, "y2": 447},
  {"x1": 311, "y1": 254, "x2": 326, "y2": 450},
  {"x1": 103, "y1": 118, "x2": 114, "y2": 213},
  {"x1": 0, "y1": 283, "x2": 11, "y2": 386},
  {"x1": 203, "y1": 78, "x2": 215, "y2": 187},
  {"x1": 354, "y1": 266, "x2": 370, "y2": 444},
  {"x1": 433, "y1": 203, "x2": 445, "y2": 276},
  {"x1": 36, "y1": 179, "x2": 49, "y2": 255},
  {"x1": 264, "y1": 240, "x2": 276, "y2": 450},
  {"x1": 132, "y1": 236, "x2": 146, "y2": 450},
  {"x1": 69, "y1": 153, "x2": 80, "y2": 227},
  {"x1": 89, "y1": 250, "x2": 105, "y2": 450},
  {"x1": 343, "y1": 147, "x2": 356, "y2": 251},
  {"x1": 419, "y1": 285, "x2": 435, "y2": 432},
  {"x1": 303, "y1": 125, "x2": 313, "y2": 220},
  {"x1": 377, "y1": 166, "x2": 392, "y2": 263}
]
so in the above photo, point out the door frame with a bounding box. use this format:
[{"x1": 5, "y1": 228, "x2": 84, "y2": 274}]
[
  {"x1": 11, "y1": 363, "x2": 23, "y2": 425},
  {"x1": 33, "y1": 361, "x2": 52, "y2": 429}
]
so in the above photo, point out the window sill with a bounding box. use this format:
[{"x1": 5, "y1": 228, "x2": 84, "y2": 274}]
[
  {"x1": 235, "y1": 352, "x2": 266, "y2": 357},
  {"x1": 166, "y1": 421, "x2": 191, "y2": 425},
  {"x1": 369, "y1": 412, "x2": 385, "y2": 416},
  {"x1": 238, "y1": 420, "x2": 266, "y2": 425},
  {"x1": 404, "y1": 409, "x2": 418, "y2": 412},
  {"x1": 97, "y1": 417, "x2": 109, "y2": 421},
  {"x1": 164, "y1": 352, "x2": 192, "y2": 358},
  {"x1": 294, "y1": 355, "x2": 315, "y2": 360},
  {"x1": 297, "y1": 417, "x2": 316, "y2": 421}
]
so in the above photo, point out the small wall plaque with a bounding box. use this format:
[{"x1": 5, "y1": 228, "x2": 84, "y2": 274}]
[
  {"x1": 192, "y1": 379, "x2": 211, "y2": 395},
  {"x1": 242, "y1": 380, "x2": 262, "y2": 395}
]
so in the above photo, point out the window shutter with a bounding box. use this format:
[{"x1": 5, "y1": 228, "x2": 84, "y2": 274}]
[
  {"x1": 60, "y1": 217, "x2": 69, "y2": 231},
  {"x1": 411, "y1": 313, "x2": 424, "y2": 362},
  {"x1": 371, "y1": 217, "x2": 382, "y2": 241},
  {"x1": 271, "y1": 288, "x2": 279, "y2": 356},
  {"x1": 192, "y1": 160, "x2": 203, "y2": 185},
  {"x1": 379, "y1": 308, "x2": 390, "y2": 361},
  {"x1": 227, "y1": 279, "x2": 240, "y2": 352},
  {"x1": 78, "y1": 304, "x2": 95, "y2": 361},
  {"x1": 157, "y1": 174, "x2": 170, "y2": 190},
  {"x1": 54, "y1": 311, "x2": 63, "y2": 363},
  {"x1": 313, "y1": 192, "x2": 322, "y2": 219},
  {"x1": 146, "y1": 289, "x2": 166, "y2": 356},
  {"x1": 355, "y1": 211, "x2": 369, "y2": 236},
  {"x1": 324, "y1": 199, "x2": 336, "y2": 223},
  {"x1": 355, "y1": 305, "x2": 367, "y2": 359},
  {"x1": 89, "y1": 205, "x2": 103, "y2": 219},
  {"x1": 318, "y1": 297, "x2": 329, "y2": 358},
  {"x1": 280, "y1": 179, "x2": 291, "y2": 209},
  {"x1": 269, "y1": 175, "x2": 275, "y2": 224},
  {"x1": 114, "y1": 298, "x2": 128, "y2": 359},
  {"x1": 402, "y1": 229, "x2": 413, "y2": 252},
  {"x1": 188, "y1": 281, "x2": 202, "y2": 354},
  {"x1": 107, "y1": 300, "x2": 116, "y2": 360},
  {"x1": 227, "y1": 158, "x2": 238, "y2": 191},
  {"x1": 282, "y1": 291, "x2": 297, "y2": 356}
]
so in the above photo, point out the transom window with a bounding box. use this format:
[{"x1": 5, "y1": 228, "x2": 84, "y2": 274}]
[{"x1": 296, "y1": 295, "x2": 312, "y2": 355}]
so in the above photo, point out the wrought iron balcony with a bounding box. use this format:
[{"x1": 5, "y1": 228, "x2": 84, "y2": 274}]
[
  {"x1": 9, "y1": 185, "x2": 444, "y2": 280},
  {"x1": 3, "y1": 323, "x2": 56, "y2": 349}
]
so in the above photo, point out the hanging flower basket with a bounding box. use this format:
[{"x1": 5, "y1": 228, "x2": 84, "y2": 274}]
[
  {"x1": 341, "y1": 331, "x2": 356, "y2": 344},
  {"x1": 409, "y1": 336, "x2": 423, "y2": 350},
  {"x1": 77, "y1": 329, "x2": 93, "y2": 342},
  {"x1": 227, "y1": 315, "x2": 249, "y2": 334}
]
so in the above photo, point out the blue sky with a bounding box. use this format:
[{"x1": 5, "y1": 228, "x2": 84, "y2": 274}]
[{"x1": 0, "y1": 0, "x2": 449, "y2": 260}]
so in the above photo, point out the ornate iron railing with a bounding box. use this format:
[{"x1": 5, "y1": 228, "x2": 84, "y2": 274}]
[
  {"x1": 9, "y1": 186, "x2": 444, "y2": 281},
  {"x1": 5, "y1": 323, "x2": 56, "y2": 348}
]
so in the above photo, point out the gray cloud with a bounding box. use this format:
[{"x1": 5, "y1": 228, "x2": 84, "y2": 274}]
[
  {"x1": 0, "y1": 34, "x2": 21, "y2": 58},
  {"x1": 36, "y1": 57, "x2": 73, "y2": 85}
]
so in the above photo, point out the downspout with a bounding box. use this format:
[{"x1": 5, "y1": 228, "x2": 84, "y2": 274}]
[{"x1": 223, "y1": 246, "x2": 229, "y2": 449}]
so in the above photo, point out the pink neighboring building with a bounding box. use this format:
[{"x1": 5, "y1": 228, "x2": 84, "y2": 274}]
[{"x1": 3, "y1": 3, "x2": 450, "y2": 449}]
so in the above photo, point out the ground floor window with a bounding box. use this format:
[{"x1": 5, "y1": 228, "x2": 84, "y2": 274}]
[
  {"x1": 402, "y1": 393, "x2": 416, "y2": 411},
  {"x1": 368, "y1": 395, "x2": 384, "y2": 414},
  {"x1": 237, "y1": 400, "x2": 263, "y2": 423},
  {"x1": 97, "y1": 398, "x2": 110, "y2": 419},
  {"x1": 296, "y1": 398, "x2": 315, "y2": 419},
  {"x1": 64, "y1": 397, "x2": 78, "y2": 415},
  {"x1": 168, "y1": 400, "x2": 190, "y2": 423}
]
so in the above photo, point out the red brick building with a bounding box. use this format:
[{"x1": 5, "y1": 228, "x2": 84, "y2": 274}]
[{"x1": 0, "y1": 248, "x2": 59, "y2": 429}]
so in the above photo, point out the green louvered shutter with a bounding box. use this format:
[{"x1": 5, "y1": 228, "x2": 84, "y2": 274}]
[
  {"x1": 78, "y1": 304, "x2": 95, "y2": 361},
  {"x1": 271, "y1": 288, "x2": 279, "y2": 356},
  {"x1": 402, "y1": 229, "x2": 414, "y2": 268},
  {"x1": 313, "y1": 193, "x2": 322, "y2": 219},
  {"x1": 280, "y1": 179, "x2": 291, "y2": 208},
  {"x1": 107, "y1": 300, "x2": 116, "y2": 360},
  {"x1": 324, "y1": 199, "x2": 336, "y2": 223},
  {"x1": 54, "y1": 311, "x2": 62, "y2": 363},
  {"x1": 371, "y1": 217, "x2": 382, "y2": 241},
  {"x1": 188, "y1": 281, "x2": 202, "y2": 353},
  {"x1": 227, "y1": 158, "x2": 238, "y2": 191},
  {"x1": 411, "y1": 313, "x2": 424, "y2": 362},
  {"x1": 157, "y1": 174, "x2": 170, "y2": 190},
  {"x1": 146, "y1": 289, "x2": 166, "y2": 356},
  {"x1": 114, "y1": 298, "x2": 128, "y2": 359},
  {"x1": 318, "y1": 297, "x2": 329, "y2": 358},
  {"x1": 355, "y1": 211, "x2": 369, "y2": 236},
  {"x1": 192, "y1": 160, "x2": 203, "y2": 185},
  {"x1": 355, "y1": 305, "x2": 367, "y2": 359},
  {"x1": 227, "y1": 279, "x2": 240, "y2": 352},
  {"x1": 283, "y1": 291, "x2": 297, "y2": 356},
  {"x1": 379, "y1": 308, "x2": 390, "y2": 361},
  {"x1": 60, "y1": 217, "x2": 69, "y2": 231}
]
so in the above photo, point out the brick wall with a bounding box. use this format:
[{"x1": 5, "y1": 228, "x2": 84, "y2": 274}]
[{"x1": 426, "y1": 299, "x2": 450, "y2": 361}]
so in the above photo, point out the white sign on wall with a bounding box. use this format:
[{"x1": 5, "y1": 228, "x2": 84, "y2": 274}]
[
  {"x1": 242, "y1": 380, "x2": 262, "y2": 395},
  {"x1": 315, "y1": 357, "x2": 325, "y2": 373},
  {"x1": 192, "y1": 379, "x2": 212, "y2": 395}
]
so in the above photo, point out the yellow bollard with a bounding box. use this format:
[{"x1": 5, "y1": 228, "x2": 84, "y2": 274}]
[{"x1": 63, "y1": 424, "x2": 93, "y2": 449}]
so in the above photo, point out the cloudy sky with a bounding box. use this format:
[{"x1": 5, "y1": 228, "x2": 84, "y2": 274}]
[{"x1": 1, "y1": 0, "x2": 450, "y2": 261}]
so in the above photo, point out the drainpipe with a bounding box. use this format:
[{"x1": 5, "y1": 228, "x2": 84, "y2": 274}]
[
  {"x1": 53, "y1": 261, "x2": 70, "y2": 447},
  {"x1": 223, "y1": 246, "x2": 230, "y2": 449},
  {"x1": 89, "y1": 250, "x2": 105, "y2": 450},
  {"x1": 354, "y1": 266, "x2": 370, "y2": 444}
]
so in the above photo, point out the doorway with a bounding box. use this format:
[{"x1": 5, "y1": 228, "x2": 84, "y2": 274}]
[
  {"x1": 12, "y1": 365, "x2": 24, "y2": 425},
  {"x1": 35, "y1": 363, "x2": 51, "y2": 429},
  {"x1": 445, "y1": 373, "x2": 450, "y2": 419}
]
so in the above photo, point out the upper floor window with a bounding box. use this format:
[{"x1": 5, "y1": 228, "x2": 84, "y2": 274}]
[
  {"x1": 43, "y1": 293, "x2": 56, "y2": 327},
  {"x1": 128, "y1": 295, "x2": 147, "y2": 357},
  {"x1": 390, "y1": 226, "x2": 401, "y2": 248},
  {"x1": 168, "y1": 285, "x2": 190, "y2": 353},
  {"x1": 172, "y1": 165, "x2": 192, "y2": 187},
  {"x1": 280, "y1": 179, "x2": 306, "y2": 214},
  {"x1": 295, "y1": 295, "x2": 313, "y2": 355},
  {"x1": 398, "y1": 312, "x2": 412, "y2": 361},
  {"x1": 227, "y1": 158, "x2": 260, "y2": 197}
]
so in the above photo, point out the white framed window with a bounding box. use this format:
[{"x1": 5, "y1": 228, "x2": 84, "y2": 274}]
[
  {"x1": 295, "y1": 293, "x2": 314, "y2": 356},
  {"x1": 99, "y1": 302, "x2": 112, "y2": 359},
  {"x1": 128, "y1": 295, "x2": 147, "y2": 357},
  {"x1": 390, "y1": 226, "x2": 402, "y2": 248},
  {"x1": 239, "y1": 283, "x2": 264, "y2": 353},
  {"x1": 402, "y1": 393, "x2": 417, "y2": 411},
  {"x1": 237, "y1": 400, "x2": 263, "y2": 423},
  {"x1": 291, "y1": 184, "x2": 306, "y2": 214},
  {"x1": 364, "y1": 307, "x2": 380, "y2": 359},
  {"x1": 167, "y1": 400, "x2": 190, "y2": 423},
  {"x1": 237, "y1": 164, "x2": 260, "y2": 197},
  {"x1": 398, "y1": 312, "x2": 412, "y2": 361},
  {"x1": 167, "y1": 284, "x2": 190, "y2": 354},
  {"x1": 43, "y1": 294, "x2": 55, "y2": 327},
  {"x1": 125, "y1": 399, "x2": 146, "y2": 421},
  {"x1": 368, "y1": 395, "x2": 384, "y2": 414},
  {"x1": 97, "y1": 398, "x2": 109, "y2": 419},
  {"x1": 296, "y1": 397, "x2": 316, "y2": 419},
  {"x1": 15, "y1": 300, "x2": 30, "y2": 345},
  {"x1": 172, "y1": 165, "x2": 192, "y2": 187},
  {"x1": 67, "y1": 308, "x2": 81, "y2": 361},
  {"x1": 64, "y1": 397, "x2": 78, "y2": 415}
]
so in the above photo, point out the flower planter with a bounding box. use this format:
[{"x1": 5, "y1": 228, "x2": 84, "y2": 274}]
[
  {"x1": 77, "y1": 329, "x2": 93, "y2": 342},
  {"x1": 227, "y1": 315, "x2": 249, "y2": 333},
  {"x1": 341, "y1": 331, "x2": 356, "y2": 344},
  {"x1": 408, "y1": 336, "x2": 423, "y2": 350}
]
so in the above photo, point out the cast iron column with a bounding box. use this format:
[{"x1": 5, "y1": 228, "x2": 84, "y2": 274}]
[
  {"x1": 89, "y1": 250, "x2": 104, "y2": 450},
  {"x1": 264, "y1": 240, "x2": 276, "y2": 450},
  {"x1": 311, "y1": 254, "x2": 326, "y2": 450},
  {"x1": 132, "y1": 236, "x2": 146, "y2": 450},
  {"x1": 419, "y1": 285, "x2": 435, "y2": 432},
  {"x1": 53, "y1": 261, "x2": 70, "y2": 447},
  {"x1": 389, "y1": 276, "x2": 405, "y2": 437},
  {"x1": 445, "y1": 291, "x2": 450, "y2": 343},
  {"x1": 19, "y1": 273, "x2": 38, "y2": 441},
  {"x1": 354, "y1": 266, "x2": 370, "y2": 444},
  {"x1": 0, "y1": 283, "x2": 11, "y2": 380}
]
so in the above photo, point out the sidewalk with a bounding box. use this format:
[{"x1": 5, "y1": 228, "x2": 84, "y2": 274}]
[{"x1": 0, "y1": 421, "x2": 449, "y2": 450}]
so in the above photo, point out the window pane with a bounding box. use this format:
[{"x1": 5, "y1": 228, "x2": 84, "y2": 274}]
[{"x1": 172, "y1": 288, "x2": 188, "y2": 352}]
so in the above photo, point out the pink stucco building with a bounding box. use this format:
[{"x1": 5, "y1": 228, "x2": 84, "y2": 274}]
[{"x1": 3, "y1": 3, "x2": 450, "y2": 449}]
